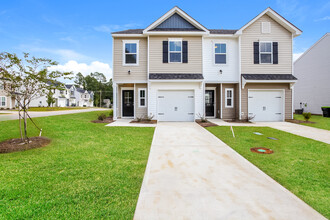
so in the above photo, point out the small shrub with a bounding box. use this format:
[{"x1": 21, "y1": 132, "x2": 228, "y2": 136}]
[
  {"x1": 98, "y1": 113, "x2": 106, "y2": 121},
  {"x1": 136, "y1": 116, "x2": 143, "y2": 122},
  {"x1": 197, "y1": 113, "x2": 207, "y2": 122},
  {"x1": 302, "y1": 112, "x2": 311, "y2": 121},
  {"x1": 109, "y1": 109, "x2": 113, "y2": 117},
  {"x1": 145, "y1": 114, "x2": 154, "y2": 121}
]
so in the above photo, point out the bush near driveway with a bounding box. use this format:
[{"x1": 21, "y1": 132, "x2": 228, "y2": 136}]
[
  {"x1": 294, "y1": 114, "x2": 330, "y2": 131},
  {"x1": 207, "y1": 126, "x2": 330, "y2": 218},
  {"x1": 0, "y1": 111, "x2": 154, "y2": 219}
]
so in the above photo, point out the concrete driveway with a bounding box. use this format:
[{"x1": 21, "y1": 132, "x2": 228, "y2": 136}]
[
  {"x1": 0, "y1": 108, "x2": 106, "y2": 121},
  {"x1": 134, "y1": 122, "x2": 325, "y2": 220}
]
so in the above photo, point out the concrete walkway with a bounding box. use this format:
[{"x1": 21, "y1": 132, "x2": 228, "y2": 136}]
[
  {"x1": 0, "y1": 108, "x2": 106, "y2": 121},
  {"x1": 209, "y1": 119, "x2": 330, "y2": 144},
  {"x1": 134, "y1": 122, "x2": 325, "y2": 220}
]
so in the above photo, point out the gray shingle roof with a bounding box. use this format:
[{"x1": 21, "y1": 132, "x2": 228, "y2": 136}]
[
  {"x1": 209, "y1": 29, "x2": 237, "y2": 34},
  {"x1": 149, "y1": 73, "x2": 203, "y2": 80},
  {"x1": 242, "y1": 74, "x2": 297, "y2": 80},
  {"x1": 112, "y1": 28, "x2": 237, "y2": 35},
  {"x1": 112, "y1": 29, "x2": 144, "y2": 34},
  {"x1": 65, "y1": 84, "x2": 73, "y2": 89}
]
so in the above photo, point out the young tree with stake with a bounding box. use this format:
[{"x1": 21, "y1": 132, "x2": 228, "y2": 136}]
[{"x1": 0, "y1": 52, "x2": 72, "y2": 142}]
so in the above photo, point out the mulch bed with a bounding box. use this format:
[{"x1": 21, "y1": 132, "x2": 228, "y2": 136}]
[
  {"x1": 195, "y1": 119, "x2": 218, "y2": 127},
  {"x1": 91, "y1": 117, "x2": 114, "y2": 123},
  {"x1": 0, "y1": 137, "x2": 51, "y2": 154},
  {"x1": 130, "y1": 120, "x2": 157, "y2": 124},
  {"x1": 250, "y1": 147, "x2": 274, "y2": 154},
  {"x1": 286, "y1": 119, "x2": 316, "y2": 124},
  {"x1": 223, "y1": 119, "x2": 251, "y2": 123}
]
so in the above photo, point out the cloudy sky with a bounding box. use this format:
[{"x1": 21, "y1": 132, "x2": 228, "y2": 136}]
[{"x1": 1, "y1": 0, "x2": 329, "y2": 81}]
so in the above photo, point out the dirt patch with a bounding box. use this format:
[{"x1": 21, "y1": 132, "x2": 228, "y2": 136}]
[
  {"x1": 250, "y1": 147, "x2": 274, "y2": 154},
  {"x1": 195, "y1": 120, "x2": 218, "y2": 127},
  {"x1": 130, "y1": 120, "x2": 157, "y2": 124},
  {"x1": 91, "y1": 117, "x2": 114, "y2": 123},
  {"x1": 223, "y1": 119, "x2": 251, "y2": 123},
  {"x1": 0, "y1": 137, "x2": 51, "y2": 154},
  {"x1": 286, "y1": 119, "x2": 316, "y2": 124}
]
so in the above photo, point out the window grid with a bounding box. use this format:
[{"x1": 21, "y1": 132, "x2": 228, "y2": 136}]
[
  {"x1": 138, "y1": 89, "x2": 146, "y2": 107},
  {"x1": 169, "y1": 40, "x2": 182, "y2": 63},
  {"x1": 225, "y1": 89, "x2": 234, "y2": 108},
  {"x1": 259, "y1": 42, "x2": 273, "y2": 64},
  {"x1": 215, "y1": 43, "x2": 226, "y2": 64}
]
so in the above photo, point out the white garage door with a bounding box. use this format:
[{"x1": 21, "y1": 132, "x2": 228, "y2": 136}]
[
  {"x1": 157, "y1": 90, "x2": 195, "y2": 122},
  {"x1": 248, "y1": 90, "x2": 284, "y2": 122}
]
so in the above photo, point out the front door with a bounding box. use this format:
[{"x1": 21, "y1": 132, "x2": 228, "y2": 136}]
[
  {"x1": 205, "y1": 90, "x2": 215, "y2": 117},
  {"x1": 122, "y1": 90, "x2": 134, "y2": 117}
]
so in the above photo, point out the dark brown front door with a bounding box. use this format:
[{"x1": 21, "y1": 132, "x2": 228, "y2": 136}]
[{"x1": 122, "y1": 90, "x2": 134, "y2": 117}]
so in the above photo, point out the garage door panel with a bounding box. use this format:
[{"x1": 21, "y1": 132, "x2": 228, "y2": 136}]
[
  {"x1": 158, "y1": 90, "x2": 194, "y2": 122},
  {"x1": 248, "y1": 90, "x2": 284, "y2": 122}
]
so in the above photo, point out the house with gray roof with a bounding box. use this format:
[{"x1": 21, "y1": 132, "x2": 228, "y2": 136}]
[{"x1": 112, "y1": 6, "x2": 301, "y2": 122}]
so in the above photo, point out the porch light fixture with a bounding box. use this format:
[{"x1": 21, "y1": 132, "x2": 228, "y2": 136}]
[
  {"x1": 128, "y1": 70, "x2": 131, "y2": 74},
  {"x1": 219, "y1": 69, "x2": 222, "y2": 74}
]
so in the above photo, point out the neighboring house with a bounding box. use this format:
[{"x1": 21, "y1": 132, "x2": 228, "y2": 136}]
[
  {"x1": 112, "y1": 7, "x2": 301, "y2": 122},
  {"x1": 0, "y1": 78, "x2": 15, "y2": 109},
  {"x1": 29, "y1": 83, "x2": 94, "y2": 107},
  {"x1": 294, "y1": 33, "x2": 330, "y2": 114}
]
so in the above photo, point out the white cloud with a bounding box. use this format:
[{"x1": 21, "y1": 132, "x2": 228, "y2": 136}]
[
  {"x1": 314, "y1": 16, "x2": 330, "y2": 21},
  {"x1": 49, "y1": 60, "x2": 112, "y2": 80},
  {"x1": 94, "y1": 23, "x2": 141, "y2": 34},
  {"x1": 293, "y1": 52, "x2": 304, "y2": 62}
]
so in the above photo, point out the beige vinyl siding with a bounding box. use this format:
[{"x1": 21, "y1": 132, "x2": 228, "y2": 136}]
[
  {"x1": 113, "y1": 37, "x2": 148, "y2": 81},
  {"x1": 222, "y1": 84, "x2": 238, "y2": 119},
  {"x1": 135, "y1": 84, "x2": 148, "y2": 118},
  {"x1": 241, "y1": 83, "x2": 292, "y2": 120},
  {"x1": 149, "y1": 36, "x2": 202, "y2": 73},
  {"x1": 241, "y1": 14, "x2": 292, "y2": 74}
]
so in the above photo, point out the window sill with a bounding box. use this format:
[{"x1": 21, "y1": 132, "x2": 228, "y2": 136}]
[{"x1": 123, "y1": 64, "x2": 139, "y2": 66}]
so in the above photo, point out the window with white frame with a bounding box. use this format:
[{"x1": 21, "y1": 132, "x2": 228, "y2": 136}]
[
  {"x1": 215, "y1": 43, "x2": 226, "y2": 64},
  {"x1": 260, "y1": 42, "x2": 272, "y2": 64},
  {"x1": 169, "y1": 39, "x2": 182, "y2": 63},
  {"x1": 0, "y1": 82, "x2": 4, "y2": 90},
  {"x1": 0, "y1": 97, "x2": 6, "y2": 107},
  {"x1": 225, "y1": 88, "x2": 234, "y2": 108},
  {"x1": 138, "y1": 88, "x2": 146, "y2": 107},
  {"x1": 123, "y1": 41, "x2": 139, "y2": 65}
]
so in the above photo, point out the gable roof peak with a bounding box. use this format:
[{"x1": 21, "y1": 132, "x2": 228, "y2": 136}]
[{"x1": 143, "y1": 6, "x2": 209, "y2": 34}]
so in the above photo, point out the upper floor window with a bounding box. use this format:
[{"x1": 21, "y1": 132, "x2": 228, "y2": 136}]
[
  {"x1": 0, "y1": 82, "x2": 4, "y2": 90},
  {"x1": 169, "y1": 39, "x2": 182, "y2": 63},
  {"x1": 225, "y1": 88, "x2": 234, "y2": 108},
  {"x1": 71, "y1": 90, "x2": 74, "y2": 96},
  {"x1": 215, "y1": 43, "x2": 226, "y2": 64},
  {"x1": 123, "y1": 40, "x2": 139, "y2": 65},
  {"x1": 260, "y1": 42, "x2": 272, "y2": 64},
  {"x1": 138, "y1": 88, "x2": 146, "y2": 107}
]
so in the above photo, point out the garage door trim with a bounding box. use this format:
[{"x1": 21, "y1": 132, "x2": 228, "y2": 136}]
[{"x1": 248, "y1": 89, "x2": 285, "y2": 122}]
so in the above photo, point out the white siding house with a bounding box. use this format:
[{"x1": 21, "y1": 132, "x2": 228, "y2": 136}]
[{"x1": 294, "y1": 33, "x2": 330, "y2": 114}]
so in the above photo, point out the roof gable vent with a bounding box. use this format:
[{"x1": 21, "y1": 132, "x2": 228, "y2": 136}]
[{"x1": 154, "y1": 13, "x2": 198, "y2": 30}]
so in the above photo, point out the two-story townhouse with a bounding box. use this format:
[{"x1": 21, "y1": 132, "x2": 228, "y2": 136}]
[
  {"x1": 76, "y1": 88, "x2": 94, "y2": 107},
  {"x1": 0, "y1": 78, "x2": 15, "y2": 109},
  {"x1": 112, "y1": 6, "x2": 301, "y2": 122}
]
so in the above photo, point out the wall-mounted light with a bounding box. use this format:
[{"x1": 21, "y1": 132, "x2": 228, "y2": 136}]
[
  {"x1": 128, "y1": 70, "x2": 131, "y2": 75},
  {"x1": 219, "y1": 69, "x2": 222, "y2": 74}
]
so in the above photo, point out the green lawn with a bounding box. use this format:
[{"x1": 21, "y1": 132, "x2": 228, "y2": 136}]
[
  {"x1": 207, "y1": 126, "x2": 330, "y2": 218},
  {"x1": 0, "y1": 111, "x2": 154, "y2": 219},
  {"x1": 25, "y1": 107, "x2": 88, "y2": 111},
  {"x1": 294, "y1": 114, "x2": 330, "y2": 131}
]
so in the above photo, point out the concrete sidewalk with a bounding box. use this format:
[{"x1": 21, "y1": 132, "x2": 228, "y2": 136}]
[
  {"x1": 106, "y1": 119, "x2": 156, "y2": 127},
  {"x1": 209, "y1": 119, "x2": 330, "y2": 144},
  {"x1": 134, "y1": 122, "x2": 325, "y2": 220},
  {"x1": 0, "y1": 108, "x2": 106, "y2": 121}
]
